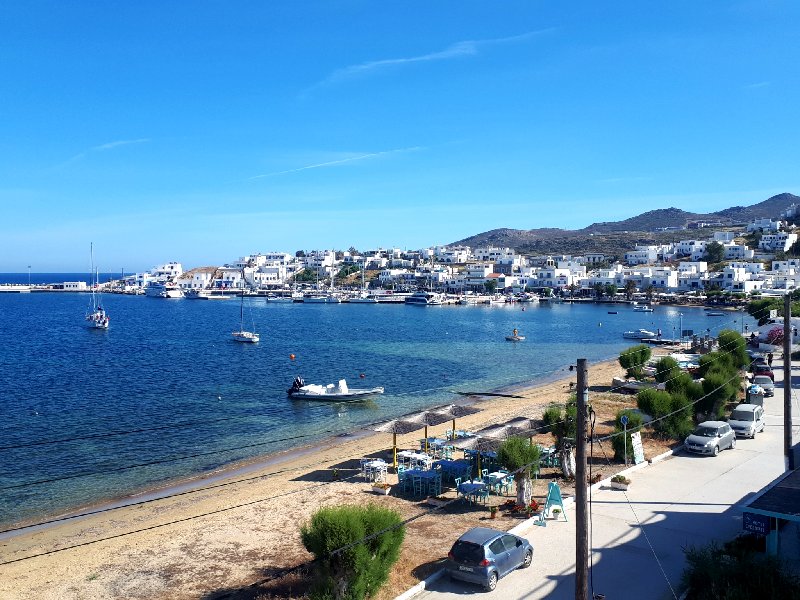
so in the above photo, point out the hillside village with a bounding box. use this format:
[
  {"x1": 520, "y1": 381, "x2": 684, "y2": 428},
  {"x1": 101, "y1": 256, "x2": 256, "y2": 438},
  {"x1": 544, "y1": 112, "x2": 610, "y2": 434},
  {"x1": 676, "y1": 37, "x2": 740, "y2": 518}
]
[{"x1": 114, "y1": 200, "x2": 800, "y2": 300}]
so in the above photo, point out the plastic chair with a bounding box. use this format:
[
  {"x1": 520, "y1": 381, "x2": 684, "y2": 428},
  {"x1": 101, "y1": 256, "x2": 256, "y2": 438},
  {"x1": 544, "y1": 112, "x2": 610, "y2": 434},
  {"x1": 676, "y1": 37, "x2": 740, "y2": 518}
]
[
  {"x1": 397, "y1": 469, "x2": 411, "y2": 494},
  {"x1": 454, "y1": 477, "x2": 463, "y2": 498},
  {"x1": 411, "y1": 475, "x2": 424, "y2": 497},
  {"x1": 481, "y1": 468, "x2": 488, "y2": 480}
]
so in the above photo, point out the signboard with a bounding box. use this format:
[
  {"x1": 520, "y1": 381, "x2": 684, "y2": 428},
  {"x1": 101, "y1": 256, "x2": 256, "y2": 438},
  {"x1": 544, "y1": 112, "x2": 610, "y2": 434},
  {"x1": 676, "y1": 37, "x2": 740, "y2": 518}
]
[
  {"x1": 743, "y1": 512, "x2": 771, "y2": 536},
  {"x1": 681, "y1": 329, "x2": 693, "y2": 337},
  {"x1": 769, "y1": 309, "x2": 778, "y2": 319},
  {"x1": 631, "y1": 431, "x2": 645, "y2": 465},
  {"x1": 620, "y1": 415, "x2": 629, "y2": 426}
]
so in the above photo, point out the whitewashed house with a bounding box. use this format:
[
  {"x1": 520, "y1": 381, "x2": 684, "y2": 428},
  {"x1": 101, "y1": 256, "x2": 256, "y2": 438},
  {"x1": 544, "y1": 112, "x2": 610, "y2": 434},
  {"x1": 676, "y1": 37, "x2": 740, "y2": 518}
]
[
  {"x1": 748, "y1": 218, "x2": 782, "y2": 233},
  {"x1": 624, "y1": 246, "x2": 658, "y2": 265},
  {"x1": 760, "y1": 233, "x2": 798, "y2": 253}
]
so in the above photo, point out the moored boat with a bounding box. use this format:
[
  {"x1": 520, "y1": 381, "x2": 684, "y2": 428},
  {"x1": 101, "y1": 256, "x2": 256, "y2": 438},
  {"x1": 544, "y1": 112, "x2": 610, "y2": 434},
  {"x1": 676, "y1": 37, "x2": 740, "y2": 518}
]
[
  {"x1": 623, "y1": 329, "x2": 657, "y2": 339},
  {"x1": 287, "y1": 377, "x2": 384, "y2": 401},
  {"x1": 405, "y1": 291, "x2": 444, "y2": 305}
]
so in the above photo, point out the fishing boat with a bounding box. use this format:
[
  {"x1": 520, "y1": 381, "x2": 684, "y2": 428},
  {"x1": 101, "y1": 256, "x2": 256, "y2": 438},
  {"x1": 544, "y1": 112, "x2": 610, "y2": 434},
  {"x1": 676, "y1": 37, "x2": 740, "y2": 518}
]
[
  {"x1": 287, "y1": 377, "x2": 384, "y2": 401},
  {"x1": 633, "y1": 304, "x2": 654, "y2": 312},
  {"x1": 232, "y1": 275, "x2": 259, "y2": 343},
  {"x1": 84, "y1": 243, "x2": 109, "y2": 330}
]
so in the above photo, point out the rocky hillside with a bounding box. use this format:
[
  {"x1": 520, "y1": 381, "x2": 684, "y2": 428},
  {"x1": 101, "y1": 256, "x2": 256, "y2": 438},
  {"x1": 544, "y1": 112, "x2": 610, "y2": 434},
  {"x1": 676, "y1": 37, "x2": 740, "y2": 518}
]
[{"x1": 453, "y1": 192, "x2": 799, "y2": 258}]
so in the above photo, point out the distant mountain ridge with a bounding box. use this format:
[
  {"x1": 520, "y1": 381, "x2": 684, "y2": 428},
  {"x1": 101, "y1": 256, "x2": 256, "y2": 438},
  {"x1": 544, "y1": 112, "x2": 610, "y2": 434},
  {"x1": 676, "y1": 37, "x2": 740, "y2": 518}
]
[{"x1": 453, "y1": 193, "x2": 800, "y2": 257}]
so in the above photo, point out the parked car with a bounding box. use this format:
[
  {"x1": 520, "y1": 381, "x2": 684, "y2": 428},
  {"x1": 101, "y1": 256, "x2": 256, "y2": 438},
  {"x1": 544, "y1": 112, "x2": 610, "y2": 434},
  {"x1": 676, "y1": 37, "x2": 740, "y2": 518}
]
[
  {"x1": 752, "y1": 364, "x2": 774, "y2": 381},
  {"x1": 752, "y1": 375, "x2": 775, "y2": 397},
  {"x1": 684, "y1": 421, "x2": 736, "y2": 456},
  {"x1": 748, "y1": 351, "x2": 767, "y2": 365},
  {"x1": 446, "y1": 527, "x2": 533, "y2": 591},
  {"x1": 728, "y1": 404, "x2": 766, "y2": 438}
]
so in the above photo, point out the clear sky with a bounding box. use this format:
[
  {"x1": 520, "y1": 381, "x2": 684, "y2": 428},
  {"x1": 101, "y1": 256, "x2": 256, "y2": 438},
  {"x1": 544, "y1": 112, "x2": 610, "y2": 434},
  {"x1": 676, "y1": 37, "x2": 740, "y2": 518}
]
[{"x1": 2, "y1": 1, "x2": 798, "y2": 272}]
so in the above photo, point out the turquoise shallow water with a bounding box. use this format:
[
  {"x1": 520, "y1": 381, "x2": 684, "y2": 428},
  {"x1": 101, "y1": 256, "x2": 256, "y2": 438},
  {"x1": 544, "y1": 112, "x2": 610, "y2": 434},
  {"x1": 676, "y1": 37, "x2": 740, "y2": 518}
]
[{"x1": 0, "y1": 292, "x2": 754, "y2": 526}]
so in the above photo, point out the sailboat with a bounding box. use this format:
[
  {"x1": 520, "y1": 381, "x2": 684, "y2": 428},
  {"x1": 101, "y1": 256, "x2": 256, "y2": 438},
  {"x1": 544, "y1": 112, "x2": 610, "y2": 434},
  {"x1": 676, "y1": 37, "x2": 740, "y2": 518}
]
[
  {"x1": 350, "y1": 266, "x2": 377, "y2": 303},
  {"x1": 85, "y1": 243, "x2": 109, "y2": 330},
  {"x1": 231, "y1": 269, "x2": 259, "y2": 343}
]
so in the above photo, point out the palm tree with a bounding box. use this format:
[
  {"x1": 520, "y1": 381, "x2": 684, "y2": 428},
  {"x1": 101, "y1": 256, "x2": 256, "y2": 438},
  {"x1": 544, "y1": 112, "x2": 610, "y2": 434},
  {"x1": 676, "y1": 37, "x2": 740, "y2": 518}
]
[
  {"x1": 566, "y1": 283, "x2": 578, "y2": 298},
  {"x1": 593, "y1": 283, "x2": 605, "y2": 298},
  {"x1": 624, "y1": 280, "x2": 637, "y2": 301},
  {"x1": 644, "y1": 284, "x2": 655, "y2": 303}
]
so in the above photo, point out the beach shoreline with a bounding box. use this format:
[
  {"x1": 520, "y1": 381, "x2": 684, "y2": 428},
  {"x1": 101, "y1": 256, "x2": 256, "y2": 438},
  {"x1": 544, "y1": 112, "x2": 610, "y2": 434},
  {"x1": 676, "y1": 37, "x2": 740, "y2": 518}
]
[{"x1": 0, "y1": 356, "x2": 628, "y2": 600}]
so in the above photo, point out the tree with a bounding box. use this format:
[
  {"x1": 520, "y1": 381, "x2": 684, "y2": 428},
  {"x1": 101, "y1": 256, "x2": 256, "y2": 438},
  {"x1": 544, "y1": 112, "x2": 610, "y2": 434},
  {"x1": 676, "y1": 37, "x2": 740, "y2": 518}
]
[
  {"x1": 624, "y1": 280, "x2": 637, "y2": 301},
  {"x1": 566, "y1": 283, "x2": 578, "y2": 298},
  {"x1": 548, "y1": 396, "x2": 578, "y2": 478},
  {"x1": 301, "y1": 505, "x2": 405, "y2": 600},
  {"x1": 484, "y1": 280, "x2": 497, "y2": 293},
  {"x1": 497, "y1": 437, "x2": 542, "y2": 507},
  {"x1": 703, "y1": 241, "x2": 725, "y2": 263},
  {"x1": 604, "y1": 283, "x2": 618, "y2": 298},
  {"x1": 644, "y1": 285, "x2": 655, "y2": 302},
  {"x1": 653, "y1": 356, "x2": 680, "y2": 383},
  {"x1": 619, "y1": 344, "x2": 652, "y2": 379},
  {"x1": 593, "y1": 283, "x2": 605, "y2": 298}
]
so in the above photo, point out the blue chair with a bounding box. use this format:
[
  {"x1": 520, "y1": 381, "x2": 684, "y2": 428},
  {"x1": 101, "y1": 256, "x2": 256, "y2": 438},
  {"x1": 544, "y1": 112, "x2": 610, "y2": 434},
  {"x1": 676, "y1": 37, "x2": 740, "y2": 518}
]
[
  {"x1": 481, "y1": 468, "x2": 488, "y2": 480},
  {"x1": 412, "y1": 475, "x2": 424, "y2": 497},
  {"x1": 454, "y1": 477, "x2": 463, "y2": 498}
]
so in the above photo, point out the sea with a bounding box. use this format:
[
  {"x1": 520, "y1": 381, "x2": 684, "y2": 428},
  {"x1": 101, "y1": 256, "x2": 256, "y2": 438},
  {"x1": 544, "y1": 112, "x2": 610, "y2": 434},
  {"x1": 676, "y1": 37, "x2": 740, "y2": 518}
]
[{"x1": 0, "y1": 275, "x2": 756, "y2": 528}]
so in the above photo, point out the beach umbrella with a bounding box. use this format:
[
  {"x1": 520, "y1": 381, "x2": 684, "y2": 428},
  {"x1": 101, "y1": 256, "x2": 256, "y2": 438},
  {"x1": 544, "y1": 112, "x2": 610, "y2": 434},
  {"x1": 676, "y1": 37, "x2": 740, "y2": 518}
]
[
  {"x1": 449, "y1": 434, "x2": 504, "y2": 474},
  {"x1": 372, "y1": 419, "x2": 426, "y2": 469},
  {"x1": 432, "y1": 403, "x2": 483, "y2": 437},
  {"x1": 405, "y1": 410, "x2": 453, "y2": 453}
]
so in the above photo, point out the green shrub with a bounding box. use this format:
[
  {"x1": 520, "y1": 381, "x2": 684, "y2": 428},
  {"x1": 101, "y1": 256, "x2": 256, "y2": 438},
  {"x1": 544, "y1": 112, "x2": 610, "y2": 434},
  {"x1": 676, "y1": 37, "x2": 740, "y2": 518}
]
[
  {"x1": 619, "y1": 345, "x2": 652, "y2": 379},
  {"x1": 717, "y1": 330, "x2": 748, "y2": 369},
  {"x1": 682, "y1": 537, "x2": 800, "y2": 599},
  {"x1": 541, "y1": 403, "x2": 563, "y2": 434},
  {"x1": 301, "y1": 505, "x2": 405, "y2": 600},
  {"x1": 700, "y1": 373, "x2": 737, "y2": 419},
  {"x1": 611, "y1": 409, "x2": 644, "y2": 462},
  {"x1": 653, "y1": 356, "x2": 679, "y2": 383}
]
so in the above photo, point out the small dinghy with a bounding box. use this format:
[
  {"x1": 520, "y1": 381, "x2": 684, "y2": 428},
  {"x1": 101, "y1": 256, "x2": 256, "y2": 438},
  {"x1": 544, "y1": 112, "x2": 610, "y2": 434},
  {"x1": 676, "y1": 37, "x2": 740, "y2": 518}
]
[
  {"x1": 287, "y1": 377, "x2": 384, "y2": 401},
  {"x1": 505, "y1": 335, "x2": 526, "y2": 342}
]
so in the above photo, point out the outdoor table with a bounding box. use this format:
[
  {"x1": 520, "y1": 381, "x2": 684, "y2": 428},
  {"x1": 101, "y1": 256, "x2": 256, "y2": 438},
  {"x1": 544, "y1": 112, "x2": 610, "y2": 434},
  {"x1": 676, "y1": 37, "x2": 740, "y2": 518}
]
[
  {"x1": 434, "y1": 459, "x2": 471, "y2": 483},
  {"x1": 457, "y1": 481, "x2": 487, "y2": 503},
  {"x1": 405, "y1": 468, "x2": 441, "y2": 497},
  {"x1": 363, "y1": 459, "x2": 387, "y2": 482},
  {"x1": 486, "y1": 471, "x2": 512, "y2": 495}
]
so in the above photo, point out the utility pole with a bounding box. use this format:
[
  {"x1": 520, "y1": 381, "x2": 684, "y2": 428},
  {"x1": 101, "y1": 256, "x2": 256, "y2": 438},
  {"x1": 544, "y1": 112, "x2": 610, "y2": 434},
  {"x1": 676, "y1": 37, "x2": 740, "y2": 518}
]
[
  {"x1": 784, "y1": 294, "x2": 794, "y2": 470},
  {"x1": 576, "y1": 358, "x2": 589, "y2": 600}
]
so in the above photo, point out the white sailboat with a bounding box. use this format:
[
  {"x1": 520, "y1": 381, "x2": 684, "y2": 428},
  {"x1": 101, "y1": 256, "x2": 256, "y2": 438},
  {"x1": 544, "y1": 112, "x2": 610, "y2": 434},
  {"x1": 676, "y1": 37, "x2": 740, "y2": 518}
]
[
  {"x1": 231, "y1": 270, "x2": 259, "y2": 343},
  {"x1": 84, "y1": 243, "x2": 109, "y2": 330}
]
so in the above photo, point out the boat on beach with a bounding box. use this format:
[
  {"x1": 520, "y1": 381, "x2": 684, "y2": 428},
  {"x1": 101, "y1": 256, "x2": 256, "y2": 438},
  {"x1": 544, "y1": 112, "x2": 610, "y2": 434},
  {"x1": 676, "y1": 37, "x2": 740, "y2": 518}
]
[{"x1": 287, "y1": 377, "x2": 384, "y2": 401}]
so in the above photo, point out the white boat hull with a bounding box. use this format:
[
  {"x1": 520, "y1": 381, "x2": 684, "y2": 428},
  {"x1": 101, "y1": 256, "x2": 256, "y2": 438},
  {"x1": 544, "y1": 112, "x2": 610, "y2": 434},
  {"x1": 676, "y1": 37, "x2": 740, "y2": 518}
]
[{"x1": 232, "y1": 331, "x2": 259, "y2": 343}]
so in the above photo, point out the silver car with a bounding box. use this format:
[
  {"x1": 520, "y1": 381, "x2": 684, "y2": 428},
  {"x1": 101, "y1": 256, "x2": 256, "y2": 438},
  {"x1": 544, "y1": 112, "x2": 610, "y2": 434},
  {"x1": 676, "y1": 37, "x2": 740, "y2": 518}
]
[
  {"x1": 684, "y1": 421, "x2": 736, "y2": 456},
  {"x1": 751, "y1": 375, "x2": 774, "y2": 397},
  {"x1": 729, "y1": 404, "x2": 766, "y2": 438}
]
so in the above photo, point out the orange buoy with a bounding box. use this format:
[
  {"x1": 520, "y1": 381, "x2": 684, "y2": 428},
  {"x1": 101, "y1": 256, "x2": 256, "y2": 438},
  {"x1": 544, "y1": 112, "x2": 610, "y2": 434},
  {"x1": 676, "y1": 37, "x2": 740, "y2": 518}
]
[{"x1": 289, "y1": 354, "x2": 296, "y2": 360}]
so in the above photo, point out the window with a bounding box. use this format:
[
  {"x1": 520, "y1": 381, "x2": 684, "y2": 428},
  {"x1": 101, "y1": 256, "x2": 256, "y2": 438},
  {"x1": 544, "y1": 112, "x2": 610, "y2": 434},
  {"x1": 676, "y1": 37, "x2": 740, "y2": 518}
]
[{"x1": 488, "y1": 539, "x2": 506, "y2": 555}]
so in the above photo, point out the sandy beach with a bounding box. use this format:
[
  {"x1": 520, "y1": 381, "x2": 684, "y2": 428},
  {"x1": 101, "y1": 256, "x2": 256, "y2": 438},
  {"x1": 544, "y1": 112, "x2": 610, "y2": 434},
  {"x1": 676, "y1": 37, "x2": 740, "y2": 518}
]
[{"x1": 0, "y1": 356, "x2": 676, "y2": 600}]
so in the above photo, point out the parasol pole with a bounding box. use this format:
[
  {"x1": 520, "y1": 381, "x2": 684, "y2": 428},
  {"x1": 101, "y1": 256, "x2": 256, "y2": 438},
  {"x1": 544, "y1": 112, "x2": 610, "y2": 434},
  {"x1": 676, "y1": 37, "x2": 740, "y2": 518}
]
[
  {"x1": 452, "y1": 418, "x2": 456, "y2": 438},
  {"x1": 393, "y1": 433, "x2": 397, "y2": 469},
  {"x1": 425, "y1": 425, "x2": 429, "y2": 453}
]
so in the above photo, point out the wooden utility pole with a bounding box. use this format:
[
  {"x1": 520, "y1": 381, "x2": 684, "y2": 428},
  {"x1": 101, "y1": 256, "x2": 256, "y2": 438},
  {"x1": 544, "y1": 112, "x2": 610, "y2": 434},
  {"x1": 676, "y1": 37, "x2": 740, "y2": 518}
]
[
  {"x1": 784, "y1": 295, "x2": 794, "y2": 470},
  {"x1": 575, "y1": 358, "x2": 589, "y2": 600}
]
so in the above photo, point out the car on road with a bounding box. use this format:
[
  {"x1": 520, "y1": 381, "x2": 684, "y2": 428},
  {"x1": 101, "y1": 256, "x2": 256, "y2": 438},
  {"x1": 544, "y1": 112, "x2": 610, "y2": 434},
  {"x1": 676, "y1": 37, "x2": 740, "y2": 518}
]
[
  {"x1": 728, "y1": 404, "x2": 766, "y2": 438},
  {"x1": 752, "y1": 375, "x2": 775, "y2": 397},
  {"x1": 684, "y1": 421, "x2": 736, "y2": 456},
  {"x1": 752, "y1": 364, "x2": 775, "y2": 381},
  {"x1": 446, "y1": 527, "x2": 533, "y2": 591}
]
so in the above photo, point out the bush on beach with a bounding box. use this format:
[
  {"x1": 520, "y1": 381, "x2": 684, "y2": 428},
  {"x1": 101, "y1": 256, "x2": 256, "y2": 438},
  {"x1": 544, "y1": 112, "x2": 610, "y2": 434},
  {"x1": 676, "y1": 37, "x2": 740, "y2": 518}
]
[{"x1": 301, "y1": 505, "x2": 405, "y2": 600}]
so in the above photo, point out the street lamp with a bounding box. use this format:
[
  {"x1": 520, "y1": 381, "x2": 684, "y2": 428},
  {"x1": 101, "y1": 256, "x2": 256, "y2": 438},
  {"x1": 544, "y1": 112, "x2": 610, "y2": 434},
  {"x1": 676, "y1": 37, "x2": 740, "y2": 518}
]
[{"x1": 679, "y1": 312, "x2": 683, "y2": 346}]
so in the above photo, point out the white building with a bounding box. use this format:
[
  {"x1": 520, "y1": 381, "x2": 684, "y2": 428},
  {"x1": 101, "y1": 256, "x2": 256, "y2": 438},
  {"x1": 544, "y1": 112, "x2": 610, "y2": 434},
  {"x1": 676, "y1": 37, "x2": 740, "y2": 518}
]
[
  {"x1": 624, "y1": 246, "x2": 658, "y2": 265},
  {"x1": 434, "y1": 246, "x2": 472, "y2": 264},
  {"x1": 748, "y1": 218, "x2": 782, "y2": 233},
  {"x1": 760, "y1": 233, "x2": 798, "y2": 253},
  {"x1": 674, "y1": 240, "x2": 707, "y2": 260}
]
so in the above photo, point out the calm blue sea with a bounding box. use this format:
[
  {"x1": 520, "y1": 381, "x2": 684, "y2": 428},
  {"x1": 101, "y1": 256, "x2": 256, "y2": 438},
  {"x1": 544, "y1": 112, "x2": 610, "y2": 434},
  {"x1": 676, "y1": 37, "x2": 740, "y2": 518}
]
[
  {"x1": 0, "y1": 273, "x2": 119, "y2": 285},
  {"x1": 0, "y1": 289, "x2": 755, "y2": 526}
]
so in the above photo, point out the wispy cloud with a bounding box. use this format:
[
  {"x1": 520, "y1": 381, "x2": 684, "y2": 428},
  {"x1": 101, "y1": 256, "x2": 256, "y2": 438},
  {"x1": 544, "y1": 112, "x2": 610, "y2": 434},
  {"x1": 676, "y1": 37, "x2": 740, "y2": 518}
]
[
  {"x1": 247, "y1": 146, "x2": 422, "y2": 180},
  {"x1": 59, "y1": 138, "x2": 151, "y2": 168},
  {"x1": 316, "y1": 29, "x2": 554, "y2": 87},
  {"x1": 745, "y1": 81, "x2": 771, "y2": 89}
]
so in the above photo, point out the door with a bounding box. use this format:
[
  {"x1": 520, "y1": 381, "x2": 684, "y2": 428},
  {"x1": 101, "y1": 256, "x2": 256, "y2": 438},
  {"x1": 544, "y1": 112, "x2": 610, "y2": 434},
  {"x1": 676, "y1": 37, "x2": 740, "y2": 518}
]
[
  {"x1": 501, "y1": 535, "x2": 524, "y2": 570},
  {"x1": 488, "y1": 538, "x2": 510, "y2": 576}
]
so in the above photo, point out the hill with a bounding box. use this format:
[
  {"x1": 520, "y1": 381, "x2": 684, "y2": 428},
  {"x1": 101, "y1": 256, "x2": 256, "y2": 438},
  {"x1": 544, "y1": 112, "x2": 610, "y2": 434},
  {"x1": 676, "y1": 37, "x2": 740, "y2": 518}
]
[{"x1": 452, "y1": 192, "x2": 799, "y2": 258}]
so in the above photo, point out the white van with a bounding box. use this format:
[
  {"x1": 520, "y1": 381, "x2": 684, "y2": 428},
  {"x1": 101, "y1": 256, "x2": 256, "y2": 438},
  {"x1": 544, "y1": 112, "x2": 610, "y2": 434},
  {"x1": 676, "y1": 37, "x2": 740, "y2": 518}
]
[{"x1": 729, "y1": 404, "x2": 766, "y2": 439}]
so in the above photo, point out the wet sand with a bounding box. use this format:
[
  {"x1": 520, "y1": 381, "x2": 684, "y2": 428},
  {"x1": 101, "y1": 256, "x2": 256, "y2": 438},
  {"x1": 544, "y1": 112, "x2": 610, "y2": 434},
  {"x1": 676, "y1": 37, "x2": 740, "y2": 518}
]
[{"x1": 0, "y1": 358, "x2": 627, "y2": 600}]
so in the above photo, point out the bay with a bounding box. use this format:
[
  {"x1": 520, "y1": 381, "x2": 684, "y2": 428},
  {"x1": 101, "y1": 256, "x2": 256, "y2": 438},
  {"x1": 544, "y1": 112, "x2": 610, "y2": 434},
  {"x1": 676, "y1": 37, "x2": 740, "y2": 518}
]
[{"x1": 0, "y1": 291, "x2": 754, "y2": 526}]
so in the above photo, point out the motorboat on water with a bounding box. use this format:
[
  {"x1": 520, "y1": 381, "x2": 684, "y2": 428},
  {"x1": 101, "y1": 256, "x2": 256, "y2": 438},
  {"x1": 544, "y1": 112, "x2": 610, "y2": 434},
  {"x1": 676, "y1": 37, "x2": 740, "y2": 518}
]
[
  {"x1": 623, "y1": 329, "x2": 657, "y2": 340},
  {"x1": 405, "y1": 291, "x2": 444, "y2": 305},
  {"x1": 287, "y1": 377, "x2": 384, "y2": 401},
  {"x1": 505, "y1": 335, "x2": 526, "y2": 342},
  {"x1": 303, "y1": 293, "x2": 342, "y2": 303},
  {"x1": 632, "y1": 304, "x2": 654, "y2": 312}
]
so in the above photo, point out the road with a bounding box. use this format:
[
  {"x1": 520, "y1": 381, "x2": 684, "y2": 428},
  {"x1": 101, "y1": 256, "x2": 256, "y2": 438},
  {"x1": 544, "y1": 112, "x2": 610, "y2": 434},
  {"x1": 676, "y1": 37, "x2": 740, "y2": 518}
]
[{"x1": 411, "y1": 362, "x2": 796, "y2": 600}]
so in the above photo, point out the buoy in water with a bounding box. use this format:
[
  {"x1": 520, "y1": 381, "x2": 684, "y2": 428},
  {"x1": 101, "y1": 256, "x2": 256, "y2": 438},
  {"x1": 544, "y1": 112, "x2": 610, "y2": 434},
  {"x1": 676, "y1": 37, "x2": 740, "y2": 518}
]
[
  {"x1": 598, "y1": 322, "x2": 602, "y2": 327},
  {"x1": 359, "y1": 373, "x2": 366, "y2": 378},
  {"x1": 289, "y1": 354, "x2": 296, "y2": 360}
]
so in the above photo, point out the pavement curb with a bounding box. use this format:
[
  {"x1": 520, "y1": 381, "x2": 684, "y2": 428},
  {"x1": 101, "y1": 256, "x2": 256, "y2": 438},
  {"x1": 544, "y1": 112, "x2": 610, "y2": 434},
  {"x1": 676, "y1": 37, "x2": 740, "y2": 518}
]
[{"x1": 393, "y1": 569, "x2": 444, "y2": 600}]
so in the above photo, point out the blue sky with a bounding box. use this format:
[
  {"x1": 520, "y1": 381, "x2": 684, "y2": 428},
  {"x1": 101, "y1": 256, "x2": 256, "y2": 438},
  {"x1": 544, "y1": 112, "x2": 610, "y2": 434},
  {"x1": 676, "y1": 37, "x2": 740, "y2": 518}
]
[{"x1": 2, "y1": 1, "x2": 798, "y2": 272}]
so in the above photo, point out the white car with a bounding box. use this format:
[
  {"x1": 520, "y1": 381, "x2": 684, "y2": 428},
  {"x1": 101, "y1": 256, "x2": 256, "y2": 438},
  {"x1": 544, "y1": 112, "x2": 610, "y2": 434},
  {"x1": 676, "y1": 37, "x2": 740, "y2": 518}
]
[{"x1": 728, "y1": 404, "x2": 766, "y2": 438}]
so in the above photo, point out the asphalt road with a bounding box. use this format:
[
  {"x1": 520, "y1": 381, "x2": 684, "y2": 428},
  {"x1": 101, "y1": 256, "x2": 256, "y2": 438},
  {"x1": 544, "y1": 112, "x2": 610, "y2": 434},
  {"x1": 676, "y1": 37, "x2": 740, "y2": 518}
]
[{"x1": 410, "y1": 362, "x2": 796, "y2": 600}]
